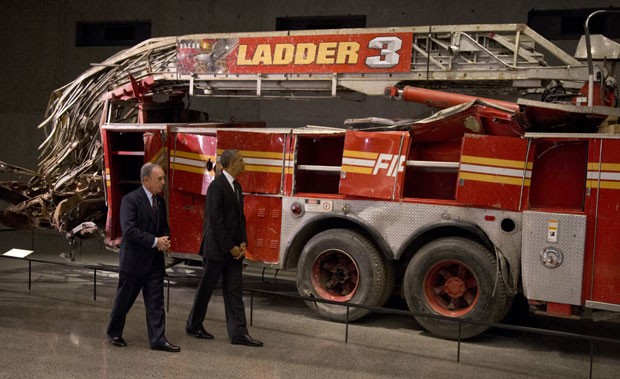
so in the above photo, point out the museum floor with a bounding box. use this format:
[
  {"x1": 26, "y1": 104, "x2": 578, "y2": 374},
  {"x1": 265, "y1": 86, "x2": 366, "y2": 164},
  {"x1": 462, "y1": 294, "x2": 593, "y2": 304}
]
[{"x1": 1, "y1": 229, "x2": 620, "y2": 379}]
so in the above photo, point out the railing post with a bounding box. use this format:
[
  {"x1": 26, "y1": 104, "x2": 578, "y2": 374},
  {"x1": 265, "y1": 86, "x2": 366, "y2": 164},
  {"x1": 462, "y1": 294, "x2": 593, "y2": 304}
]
[
  {"x1": 250, "y1": 291, "x2": 254, "y2": 326},
  {"x1": 345, "y1": 306, "x2": 350, "y2": 343},
  {"x1": 457, "y1": 321, "x2": 462, "y2": 363},
  {"x1": 166, "y1": 278, "x2": 170, "y2": 313},
  {"x1": 589, "y1": 340, "x2": 594, "y2": 379},
  {"x1": 93, "y1": 269, "x2": 97, "y2": 301}
]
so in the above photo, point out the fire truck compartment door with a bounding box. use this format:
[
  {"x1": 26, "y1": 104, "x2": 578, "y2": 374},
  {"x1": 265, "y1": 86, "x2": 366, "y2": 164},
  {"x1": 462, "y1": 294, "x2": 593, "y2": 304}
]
[
  {"x1": 521, "y1": 211, "x2": 586, "y2": 305},
  {"x1": 340, "y1": 130, "x2": 410, "y2": 199},
  {"x1": 456, "y1": 134, "x2": 531, "y2": 211},
  {"x1": 101, "y1": 127, "x2": 166, "y2": 245},
  {"x1": 588, "y1": 138, "x2": 620, "y2": 306},
  {"x1": 217, "y1": 130, "x2": 289, "y2": 194},
  {"x1": 244, "y1": 195, "x2": 281, "y2": 264},
  {"x1": 170, "y1": 132, "x2": 217, "y2": 195},
  {"x1": 167, "y1": 132, "x2": 217, "y2": 255}
]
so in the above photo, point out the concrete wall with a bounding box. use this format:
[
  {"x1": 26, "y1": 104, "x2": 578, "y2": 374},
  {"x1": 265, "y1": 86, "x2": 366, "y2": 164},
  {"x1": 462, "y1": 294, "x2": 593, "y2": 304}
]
[{"x1": 0, "y1": 0, "x2": 617, "y2": 175}]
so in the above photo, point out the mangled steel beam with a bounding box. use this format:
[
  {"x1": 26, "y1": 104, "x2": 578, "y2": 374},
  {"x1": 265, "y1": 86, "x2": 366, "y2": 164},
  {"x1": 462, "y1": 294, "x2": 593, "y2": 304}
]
[{"x1": 0, "y1": 37, "x2": 179, "y2": 232}]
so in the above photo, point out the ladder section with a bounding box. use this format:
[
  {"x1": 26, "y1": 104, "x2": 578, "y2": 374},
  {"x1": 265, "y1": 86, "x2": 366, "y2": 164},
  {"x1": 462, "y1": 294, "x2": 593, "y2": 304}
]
[
  {"x1": 401, "y1": 23, "x2": 593, "y2": 93},
  {"x1": 411, "y1": 25, "x2": 551, "y2": 75},
  {"x1": 175, "y1": 24, "x2": 589, "y2": 96}
]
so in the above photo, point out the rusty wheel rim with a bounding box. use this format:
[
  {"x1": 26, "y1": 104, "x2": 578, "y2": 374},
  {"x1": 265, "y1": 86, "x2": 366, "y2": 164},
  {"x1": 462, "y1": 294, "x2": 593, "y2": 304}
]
[
  {"x1": 311, "y1": 249, "x2": 359, "y2": 301},
  {"x1": 424, "y1": 260, "x2": 479, "y2": 317}
]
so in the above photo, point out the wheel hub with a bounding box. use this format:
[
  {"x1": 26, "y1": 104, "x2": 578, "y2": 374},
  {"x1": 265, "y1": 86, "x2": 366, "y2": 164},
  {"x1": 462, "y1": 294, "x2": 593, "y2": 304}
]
[
  {"x1": 333, "y1": 266, "x2": 349, "y2": 282},
  {"x1": 311, "y1": 249, "x2": 359, "y2": 301},
  {"x1": 444, "y1": 277, "x2": 466, "y2": 298},
  {"x1": 424, "y1": 260, "x2": 479, "y2": 317}
]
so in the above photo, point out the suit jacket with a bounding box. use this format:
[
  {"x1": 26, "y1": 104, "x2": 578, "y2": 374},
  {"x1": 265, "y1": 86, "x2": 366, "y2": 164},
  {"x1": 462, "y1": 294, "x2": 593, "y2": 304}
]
[
  {"x1": 119, "y1": 186, "x2": 170, "y2": 276},
  {"x1": 201, "y1": 173, "x2": 247, "y2": 261}
]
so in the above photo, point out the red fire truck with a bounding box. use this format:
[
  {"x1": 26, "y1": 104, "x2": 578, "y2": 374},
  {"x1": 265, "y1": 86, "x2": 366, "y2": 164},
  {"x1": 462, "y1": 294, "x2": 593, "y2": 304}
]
[{"x1": 3, "y1": 22, "x2": 620, "y2": 339}]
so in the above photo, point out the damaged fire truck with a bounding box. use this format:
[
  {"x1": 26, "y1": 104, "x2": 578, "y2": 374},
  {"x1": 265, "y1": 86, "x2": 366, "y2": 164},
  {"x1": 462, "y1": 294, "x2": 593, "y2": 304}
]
[{"x1": 2, "y1": 20, "x2": 620, "y2": 339}]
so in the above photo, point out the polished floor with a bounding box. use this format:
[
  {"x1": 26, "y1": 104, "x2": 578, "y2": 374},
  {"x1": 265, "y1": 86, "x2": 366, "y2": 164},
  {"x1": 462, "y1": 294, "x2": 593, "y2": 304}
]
[{"x1": 1, "y1": 229, "x2": 620, "y2": 379}]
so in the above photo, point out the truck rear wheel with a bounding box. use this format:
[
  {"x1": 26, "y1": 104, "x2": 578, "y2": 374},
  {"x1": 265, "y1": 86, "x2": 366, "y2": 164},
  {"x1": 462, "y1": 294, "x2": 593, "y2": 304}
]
[
  {"x1": 297, "y1": 229, "x2": 389, "y2": 322},
  {"x1": 403, "y1": 237, "x2": 508, "y2": 339}
]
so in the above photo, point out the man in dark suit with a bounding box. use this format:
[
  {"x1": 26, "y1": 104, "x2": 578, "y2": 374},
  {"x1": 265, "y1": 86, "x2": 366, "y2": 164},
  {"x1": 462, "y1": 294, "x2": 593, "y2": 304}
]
[
  {"x1": 186, "y1": 149, "x2": 263, "y2": 347},
  {"x1": 106, "y1": 163, "x2": 180, "y2": 353}
]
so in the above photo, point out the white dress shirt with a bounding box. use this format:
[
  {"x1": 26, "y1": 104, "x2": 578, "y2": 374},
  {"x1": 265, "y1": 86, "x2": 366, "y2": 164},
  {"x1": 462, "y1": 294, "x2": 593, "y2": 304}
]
[{"x1": 222, "y1": 169, "x2": 236, "y2": 192}]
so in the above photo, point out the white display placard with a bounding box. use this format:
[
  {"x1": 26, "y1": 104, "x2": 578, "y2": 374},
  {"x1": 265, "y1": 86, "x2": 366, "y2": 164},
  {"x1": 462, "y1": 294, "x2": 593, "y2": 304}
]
[{"x1": 3, "y1": 248, "x2": 34, "y2": 258}]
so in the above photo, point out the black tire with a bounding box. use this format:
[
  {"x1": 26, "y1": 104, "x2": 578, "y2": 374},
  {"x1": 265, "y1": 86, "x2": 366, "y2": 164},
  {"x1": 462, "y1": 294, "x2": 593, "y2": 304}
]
[
  {"x1": 297, "y1": 229, "x2": 388, "y2": 322},
  {"x1": 379, "y1": 259, "x2": 396, "y2": 308},
  {"x1": 500, "y1": 294, "x2": 516, "y2": 321},
  {"x1": 403, "y1": 237, "x2": 508, "y2": 339}
]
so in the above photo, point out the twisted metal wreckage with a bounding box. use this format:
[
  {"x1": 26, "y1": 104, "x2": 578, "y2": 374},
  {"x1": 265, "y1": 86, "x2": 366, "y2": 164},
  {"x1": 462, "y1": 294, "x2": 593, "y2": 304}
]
[
  {"x1": 0, "y1": 37, "x2": 180, "y2": 237},
  {"x1": 0, "y1": 22, "x2": 619, "y2": 245}
]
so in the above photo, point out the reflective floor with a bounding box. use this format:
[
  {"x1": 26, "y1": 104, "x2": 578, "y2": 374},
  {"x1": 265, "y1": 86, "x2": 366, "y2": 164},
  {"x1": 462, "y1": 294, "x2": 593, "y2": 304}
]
[{"x1": 1, "y1": 229, "x2": 620, "y2": 379}]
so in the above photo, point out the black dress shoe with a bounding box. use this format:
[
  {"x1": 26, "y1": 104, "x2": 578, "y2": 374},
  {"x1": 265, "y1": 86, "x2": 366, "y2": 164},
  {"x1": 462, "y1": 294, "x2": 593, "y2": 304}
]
[
  {"x1": 151, "y1": 341, "x2": 181, "y2": 353},
  {"x1": 107, "y1": 335, "x2": 127, "y2": 347},
  {"x1": 231, "y1": 334, "x2": 263, "y2": 347},
  {"x1": 186, "y1": 328, "x2": 214, "y2": 339}
]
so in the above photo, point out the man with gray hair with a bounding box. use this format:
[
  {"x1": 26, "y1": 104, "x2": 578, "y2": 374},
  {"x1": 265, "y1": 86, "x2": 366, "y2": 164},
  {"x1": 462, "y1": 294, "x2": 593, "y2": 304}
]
[{"x1": 106, "y1": 162, "x2": 180, "y2": 352}]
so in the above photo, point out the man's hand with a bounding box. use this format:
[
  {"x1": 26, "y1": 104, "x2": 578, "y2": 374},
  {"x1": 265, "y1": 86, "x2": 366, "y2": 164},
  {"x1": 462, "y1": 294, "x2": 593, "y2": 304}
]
[
  {"x1": 156, "y1": 236, "x2": 171, "y2": 252},
  {"x1": 230, "y1": 245, "x2": 245, "y2": 260}
]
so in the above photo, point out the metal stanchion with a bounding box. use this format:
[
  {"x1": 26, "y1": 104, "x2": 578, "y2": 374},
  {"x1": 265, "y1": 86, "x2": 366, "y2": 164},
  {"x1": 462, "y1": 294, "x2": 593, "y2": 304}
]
[
  {"x1": 250, "y1": 292, "x2": 254, "y2": 326},
  {"x1": 93, "y1": 269, "x2": 97, "y2": 301},
  {"x1": 589, "y1": 341, "x2": 594, "y2": 379},
  {"x1": 457, "y1": 322, "x2": 462, "y2": 363},
  {"x1": 345, "y1": 306, "x2": 350, "y2": 343},
  {"x1": 28, "y1": 260, "x2": 32, "y2": 290},
  {"x1": 166, "y1": 278, "x2": 170, "y2": 313}
]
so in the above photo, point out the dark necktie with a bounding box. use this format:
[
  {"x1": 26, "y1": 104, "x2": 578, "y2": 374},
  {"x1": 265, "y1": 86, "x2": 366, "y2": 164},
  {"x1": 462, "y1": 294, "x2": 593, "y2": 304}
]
[
  {"x1": 151, "y1": 196, "x2": 157, "y2": 213},
  {"x1": 233, "y1": 181, "x2": 240, "y2": 202}
]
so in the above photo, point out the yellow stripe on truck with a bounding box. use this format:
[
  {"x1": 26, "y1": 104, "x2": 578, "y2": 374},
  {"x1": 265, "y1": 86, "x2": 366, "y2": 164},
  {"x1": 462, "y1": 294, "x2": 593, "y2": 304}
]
[
  {"x1": 343, "y1": 149, "x2": 379, "y2": 159},
  {"x1": 461, "y1": 155, "x2": 532, "y2": 170},
  {"x1": 459, "y1": 172, "x2": 531, "y2": 186}
]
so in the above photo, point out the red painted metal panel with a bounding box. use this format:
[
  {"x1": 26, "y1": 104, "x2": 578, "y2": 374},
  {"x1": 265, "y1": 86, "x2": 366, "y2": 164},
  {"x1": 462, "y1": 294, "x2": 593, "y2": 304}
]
[
  {"x1": 588, "y1": 139, "x2": 620, "y2": 305},
  {"x1": 546, "y1": 302, "x2": 572, "y2": 316},
  {"x1": 340, "y1": 130, "x2": 410, "y2": 199},
  {"x1": 411, "y1": 104, "x2": 523, "y2": 140},
  {"x1": 244, "y1": 195, "x2": 282, "y2": 264},
  {"x1": 582, "y1": 138, "x2": 600, "y2": 305},
  {"x1": 166, "y1": 132, "x2": 217, "y2": 256},
  {"x1": 456, "y1": 135, "x2": 530, "y2": 211},
  {"x1": 170, "y1": 133, "x2": 217, "y2": 195},
  {"x1": 144, "y1": 131, "x2": 167, "y2": 168},
  {"x1": 177, "y1": 33, "x2": 413, "y2": 75},
  {"x1": 168, "y1": 189, "x2": 204, "y2": 255},
  {"x1": 216, "y1": 130, "x2": 288, "y2": 194},
  {"x1": 528, "y1": 140, "x2": 588, "y2": 211}
]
